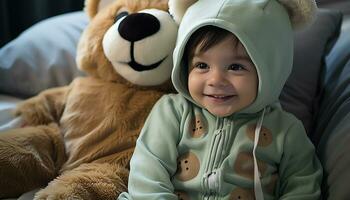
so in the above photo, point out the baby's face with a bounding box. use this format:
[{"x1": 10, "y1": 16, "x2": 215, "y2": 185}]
[{"x1": 188, "y1": 35, "x2": 258, "y2": 117}]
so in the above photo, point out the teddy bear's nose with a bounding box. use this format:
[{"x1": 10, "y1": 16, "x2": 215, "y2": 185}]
[{"x1": 118, "y1": 13, "x2": 160, "y2": 42}]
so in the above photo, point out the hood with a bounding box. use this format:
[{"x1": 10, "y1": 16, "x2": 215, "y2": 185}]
[{"x1": 171, "y1": 0, "x2": 294, "y2": 114}]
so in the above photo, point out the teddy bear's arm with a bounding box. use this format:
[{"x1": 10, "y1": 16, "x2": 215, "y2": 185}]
[{"x1": 14, "y1": 86, "x2": 70, "y2": 126}]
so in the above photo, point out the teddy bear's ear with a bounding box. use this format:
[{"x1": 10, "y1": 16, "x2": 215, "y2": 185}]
[
  {"x1": 278, "y1": 0, "x2": 317, "y2": 29},
  {"x1": 168, "y1": 0, "x2": 198, "y2": 24},
  {"x1": 84, "y1": 0, "x2": 116, "y2": 19}
]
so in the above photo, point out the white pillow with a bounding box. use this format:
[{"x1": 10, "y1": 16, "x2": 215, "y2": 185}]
[
  {"x1": 0, "y1": 11, "x2": 88, "y2": 98},
  {"x1": 0, "y1": 94, "x2": 22, "y2": 131}
]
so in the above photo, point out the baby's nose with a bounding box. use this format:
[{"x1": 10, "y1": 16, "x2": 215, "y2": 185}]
[{"x1": 208, "y1": 69, "x2": 229, "y2": 87}]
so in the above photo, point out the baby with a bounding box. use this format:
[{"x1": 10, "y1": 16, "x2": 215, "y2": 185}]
[{"x1": 119, "y1": 0, "x2": 322, "y2": 199}]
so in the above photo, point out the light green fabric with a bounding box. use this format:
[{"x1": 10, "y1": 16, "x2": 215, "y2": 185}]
[
  {"x1": 119, "y1": 94, "x2": 322, "y2": 199},
  {"x1": 172, "y1": 0, "x2": 293, "y2": 114}
]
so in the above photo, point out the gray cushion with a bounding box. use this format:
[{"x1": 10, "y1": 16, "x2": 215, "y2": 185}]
[
  {"x1": 280, "y1": 9, "x2": 343, "y2": 134},
  {"x1": 0, "y1": 11, "x2": 88, "y2": 98},
  {"x1": 312, "y1": 17, "x2": 350, "y2": 200}
]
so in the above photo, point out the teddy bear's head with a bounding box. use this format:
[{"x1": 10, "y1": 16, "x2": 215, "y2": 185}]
[{"x1": 76, "y1": 0, "x2": 177, "y2": 91}]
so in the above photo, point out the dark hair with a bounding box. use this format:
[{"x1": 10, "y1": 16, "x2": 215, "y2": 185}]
[{"x1": 183, "y1": 26, "x2": 234, "y2": 65}]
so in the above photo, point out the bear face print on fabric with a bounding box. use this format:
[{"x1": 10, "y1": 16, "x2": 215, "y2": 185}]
[
  {"x1": 234, "y1": 151, "x2": 268, "y2": 180},
  {"x1": 174, "y1": 191, "x2": 191, "y2": 200},
  {"x1": 264, "y1": 173, "x2": 279, "y2": 196},
  {"x1": 189, "y1": 114, "x2": 207, "y2": 138},
  {"x1": 246, "y1": 124, "x2": 273, "y2": 147},
  {"x1": 175, "y1": 151, "x2": 200, "y2": 181},
  {"x1": 230, "y1": 187, "x2": 255, "y2": 200}
]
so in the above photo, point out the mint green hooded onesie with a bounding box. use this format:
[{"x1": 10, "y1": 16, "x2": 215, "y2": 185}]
[{"x1": 118, "y1": 0, "x2": 322, "y2": 199}]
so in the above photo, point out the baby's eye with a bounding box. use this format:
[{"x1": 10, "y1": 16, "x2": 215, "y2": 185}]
[
  {"x1": 195, "y1": 62, "x2": 208, "y2": 70},
  {"x1": 228, "y1": 64, "x2": 245, "y2": 71}
]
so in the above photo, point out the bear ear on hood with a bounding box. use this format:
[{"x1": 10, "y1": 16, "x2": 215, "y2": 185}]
[
  {"x1": 168, "y1": 0, "x2": 198, "y2": 24},
  {"x1": 84, "y1": 0, "x2": 116, "y2": 19},
  {"x1": 278, "y1": 0, "x2": 317, "y2": 29},
  {"x1": 168, "y1": 0, "x2": 317, "y2": 29}
]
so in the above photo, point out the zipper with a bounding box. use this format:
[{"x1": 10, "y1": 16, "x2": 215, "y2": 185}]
[{"x1": 202, "y1": 117, "x2": 226, "y2": 197}]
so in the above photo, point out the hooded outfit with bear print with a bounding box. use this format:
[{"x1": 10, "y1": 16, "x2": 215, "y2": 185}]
[{"x1": 119, "y1": 0, "x2": 322, "y2": 199}]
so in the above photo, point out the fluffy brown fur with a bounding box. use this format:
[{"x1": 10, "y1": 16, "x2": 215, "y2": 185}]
[
  {"x1": 0, "y1": 123, "x2": 65, "y2": 197},
  {"x1": 0, "y1": 0, "x2": 174, "y2": 199}
]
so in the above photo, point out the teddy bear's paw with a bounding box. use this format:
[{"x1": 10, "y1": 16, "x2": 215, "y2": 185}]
[
  {"x1": 33, "y1": 175, "x2": 121, "y2": 200},
  {"x1": 33, "y1": 185, "x2": 85, "y2": 200}
]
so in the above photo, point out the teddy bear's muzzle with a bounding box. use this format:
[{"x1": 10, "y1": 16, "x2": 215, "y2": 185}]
[{"x1": 118, "y1": 13, "x2": 160, "y2": 42}]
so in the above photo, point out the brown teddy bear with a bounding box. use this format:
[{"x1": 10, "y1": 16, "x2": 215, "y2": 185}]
[{"x1": 0, "y1": 0, "x2": 177, "y2": 199}]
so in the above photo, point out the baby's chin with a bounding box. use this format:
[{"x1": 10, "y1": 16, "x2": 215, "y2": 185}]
[
  {"x1": 206, "y1": 108, "x2": 237, "y2": 117},
  {"x1": 205, "y1": 103, "x2": 252, "y2": 117}
]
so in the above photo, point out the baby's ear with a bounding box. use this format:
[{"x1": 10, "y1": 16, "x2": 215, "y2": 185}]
[
  {"x1": 278, "y1": 0, "x2": 318, "y2": 30},
  {"x1": 84, "y1": 0, "x2": 116, "y2": 19},
  {"x1": 168, "y1": 0, "x2": 198, "y2": 24}
]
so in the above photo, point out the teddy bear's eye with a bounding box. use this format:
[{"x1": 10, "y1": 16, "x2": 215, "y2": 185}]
[{"x1": 115, "y1": 11, "x2": 129, "y2": 23}]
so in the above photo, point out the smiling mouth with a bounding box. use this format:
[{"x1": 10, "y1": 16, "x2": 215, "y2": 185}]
[{"x1": 205, "y1": 94, "x2": 236, "y2": 101}]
